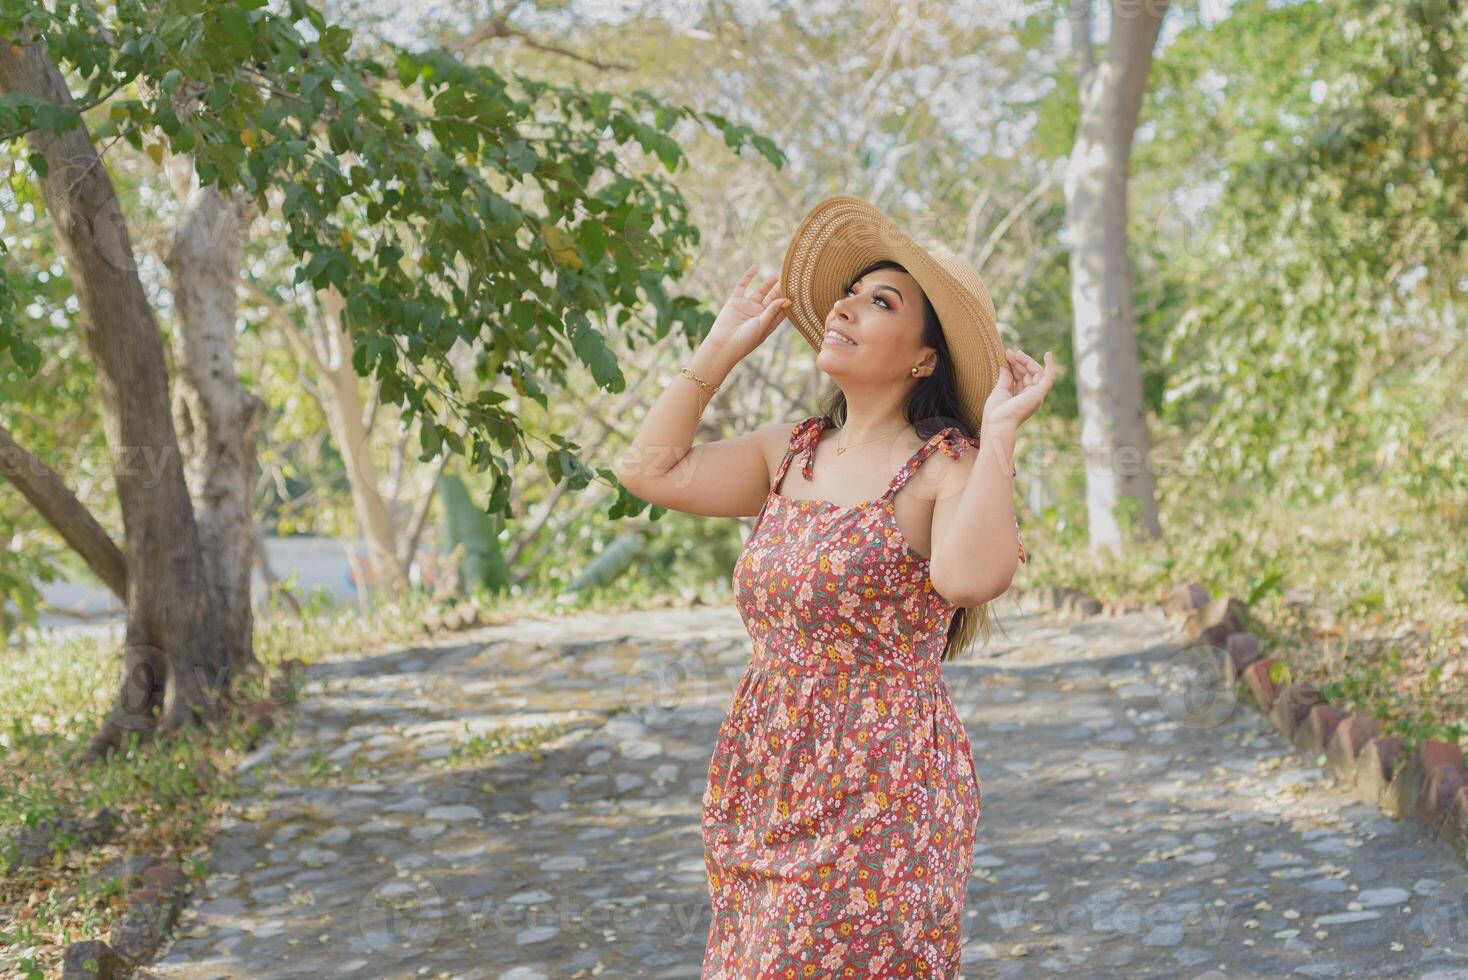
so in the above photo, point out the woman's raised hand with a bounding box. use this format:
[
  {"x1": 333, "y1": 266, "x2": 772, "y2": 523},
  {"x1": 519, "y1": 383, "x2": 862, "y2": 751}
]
[
  {"x1": 982, "y1": 348, "x2": 1056, "y2": 432},
  {"x1": 704, "y1": 263, "x2": 791, "y2": 361}
]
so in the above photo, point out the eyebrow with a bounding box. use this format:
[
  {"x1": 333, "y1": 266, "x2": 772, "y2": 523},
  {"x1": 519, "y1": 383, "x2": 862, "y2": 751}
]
[{"x1": 853, "y1": 279, "x2": 904, "y2": 303}]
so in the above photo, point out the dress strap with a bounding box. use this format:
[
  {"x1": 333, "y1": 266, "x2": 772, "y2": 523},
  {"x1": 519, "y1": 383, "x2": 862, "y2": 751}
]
[
  {"x1": 770, "y1": 415, "x2": 830, "y2": 495},
  {"x1": 880, "y1": 427, "x2": 978, "y2": 501},
  {"x1": 881, "y1": 426, "x2": 1030, "y2": 566}
]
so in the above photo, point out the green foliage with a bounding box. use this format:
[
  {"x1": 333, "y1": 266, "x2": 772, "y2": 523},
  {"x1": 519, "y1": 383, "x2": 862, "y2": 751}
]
[
  {"x1": 1013, "y1": 411, "x2": 1466, "y2": 754},
  {"x1": 0, "y1": 195, "x2": 103, "y2": 639},
  {"x1": 0, "y1": 261, "x2": 37, "y2": 375},
  {"x1": 0, "y1": 0, "x2": 786, "y2": 525},
  {"x1": 1003, "y1": 9, "x2": 1078, "y2": 162},
  {"x1": 438, "y1": 472, "x2": 509, "y2": 594},
  {"x1": 0, "y1": 516, "x2": 56, "y2": 638},
  {"x1": 1319, "y1": 649, "x2": 1466, "y2": 748},
  {"x1": 0, "y1": 590, "x2": 441, "y2": 965},
  {"x1": 563, "y1": 528, "x2": 649, "y2": 592},
  {"x1": 1144, "y1": 0, "x2": 1467, "y2": 511}
]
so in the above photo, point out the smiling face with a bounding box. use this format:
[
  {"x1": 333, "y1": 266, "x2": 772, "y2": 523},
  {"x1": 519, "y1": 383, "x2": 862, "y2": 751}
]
[{"x1": 817, "y1": 264, "x2": 937, "y2": 380}]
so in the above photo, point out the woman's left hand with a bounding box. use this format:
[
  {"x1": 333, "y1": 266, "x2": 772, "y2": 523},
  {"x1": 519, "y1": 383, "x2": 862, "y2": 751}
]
[{"x1": 981, "y1": 348, "x2": 1056, "y2": 432}]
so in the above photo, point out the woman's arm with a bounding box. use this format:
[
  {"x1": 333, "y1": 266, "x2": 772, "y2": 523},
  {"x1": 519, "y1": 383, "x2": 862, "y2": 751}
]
[
  {"x1": 614, "y1": 264, "x2": 794, "y2": 518},
  {"x1": 930, "y1": 348, "x2": 1056, "y2": 606},
  {"x1": 928, "y1": 423, "x2": 1022, "y2": 607},
  {"x1": 614, "y1": 340, "x2": 792, "y2": 518}
]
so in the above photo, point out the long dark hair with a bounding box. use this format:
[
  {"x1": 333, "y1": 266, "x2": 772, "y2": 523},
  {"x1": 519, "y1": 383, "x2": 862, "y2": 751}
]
[{"x1": 816, "y1": 258, "x2": 1001, "y2": 661}]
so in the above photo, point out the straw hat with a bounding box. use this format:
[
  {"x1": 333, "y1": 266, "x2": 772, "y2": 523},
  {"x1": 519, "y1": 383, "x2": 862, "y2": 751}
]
[{"x1": 780, "y1": 194, "x2": 1005, "y2": 437}]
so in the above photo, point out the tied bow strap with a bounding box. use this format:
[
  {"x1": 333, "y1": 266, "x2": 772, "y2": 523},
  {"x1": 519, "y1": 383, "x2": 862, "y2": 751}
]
[
  {"x1": 936, "y1": 431, "x2": 981, "y2": 458},
  {"x1": 795, "y1": 417, "x2": 826, "y2": 480}
]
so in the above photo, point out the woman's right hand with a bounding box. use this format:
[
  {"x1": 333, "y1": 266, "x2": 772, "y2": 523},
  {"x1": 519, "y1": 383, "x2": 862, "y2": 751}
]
[{"x1": 703, "y1": 263, "x2": 792, "y2": 362}]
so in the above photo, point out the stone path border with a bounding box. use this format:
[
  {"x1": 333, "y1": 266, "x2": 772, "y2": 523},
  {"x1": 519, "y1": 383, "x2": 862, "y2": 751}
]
[{"x1": 1016, "y1": 581, "x2": 1468, "y2": 871}]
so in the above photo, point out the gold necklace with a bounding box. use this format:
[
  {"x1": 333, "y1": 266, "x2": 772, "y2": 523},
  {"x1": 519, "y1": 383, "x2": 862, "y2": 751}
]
[{"x1": 834, "y1": 421, "x2": 910, "y2": 455}]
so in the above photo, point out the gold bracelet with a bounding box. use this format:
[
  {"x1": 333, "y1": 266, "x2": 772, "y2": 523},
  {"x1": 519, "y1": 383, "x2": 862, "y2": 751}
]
[{"x1": 678, "y1": 366, "x2": 719, "y2": 399}]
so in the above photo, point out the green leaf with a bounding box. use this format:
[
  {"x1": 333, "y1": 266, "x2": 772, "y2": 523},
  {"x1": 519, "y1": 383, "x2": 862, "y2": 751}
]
[
  {"x1": 154, "y1": 105, "x2": 181, "y2": 136},
  {"x1": 394, "y1": 54, "x2": 421, "y2": 85},
  {"x1": 650, "y1": 132, "x2": 681, "y2": 172},
  {"x1": 34, "y1": 103, "x2": 80, "y2": 135},
  {"x1": 564, "y1": 310, "x2": 623, "y2": 391},
  {"x1": 419, "y1": 424, "x2": 442, "y2": 460},
  {"x1": 578, "y1": 220, "x2": 607, "y2": 265},
  {"x1": 7, "y1": 336, "x2": 40, "y2": 376},
  {"x1": 206, "y1": 5, "x2": 253, "y2": 59},
  {"x1": 504, "y1": 140, "x2": 538, "y2": 176},
  {"x1": 749, "y1": 134, "x2": 785, "y2": 168}
]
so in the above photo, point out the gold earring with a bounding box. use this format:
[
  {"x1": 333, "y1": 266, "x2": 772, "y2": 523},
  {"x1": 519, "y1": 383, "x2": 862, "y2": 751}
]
[{"x1": 910, "y1": 366, "x2": 919, "y2": 376}]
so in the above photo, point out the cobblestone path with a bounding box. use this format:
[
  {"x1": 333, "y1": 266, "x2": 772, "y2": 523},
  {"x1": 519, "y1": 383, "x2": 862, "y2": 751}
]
[{"x1": 142, "y1": 602, "x2": 1468, "y2": 979}]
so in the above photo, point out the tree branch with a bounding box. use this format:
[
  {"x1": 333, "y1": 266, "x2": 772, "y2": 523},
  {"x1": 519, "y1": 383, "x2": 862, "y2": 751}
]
[
  {"x1": 243, "y1": 279, "x2": 329, "y2": 376},
  {"x1": 399, "y1": 452, "x2": 450, "y2": 572},
  {"x1": 0, "y1": 423, "x2": 127, "y2": 598},
  {"x1": 0, "y1": 78, "x2": 127, "y2": 143},
  {"x1": 449, "y1": 13, "x2": 632, "y2": 71}
]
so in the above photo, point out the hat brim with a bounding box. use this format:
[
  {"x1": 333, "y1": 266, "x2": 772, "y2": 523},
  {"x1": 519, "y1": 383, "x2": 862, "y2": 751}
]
[{"x1": 780, "y1": 195, "x2": 1004, "y2": 437}]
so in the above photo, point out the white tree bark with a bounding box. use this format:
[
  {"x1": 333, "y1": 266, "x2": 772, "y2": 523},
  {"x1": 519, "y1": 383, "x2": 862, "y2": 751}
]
[
  {"x1": 314, "y1": 287, "x2": 410, "y2": 592},
  {"x1": 164, "y1": 159, "x2": 265, "y2": 671},
  {"x1": 1063, "y1": 0, "x2": 1168, "y2": 554}
]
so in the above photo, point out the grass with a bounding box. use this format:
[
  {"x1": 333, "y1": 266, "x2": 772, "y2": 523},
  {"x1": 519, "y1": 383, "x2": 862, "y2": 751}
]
[
  {"x1": 438, "y1": 718, "x2": 592, "y2": 769},
  {"x1": 1010, "y1": 448, "x2": 1466, "y2": 752},
  {"x1": 0, "y1": 576, "x2": 718, "y2": 977},
  {"x1": 0, "y1": 587, "x2": 437, "y2": 975}
]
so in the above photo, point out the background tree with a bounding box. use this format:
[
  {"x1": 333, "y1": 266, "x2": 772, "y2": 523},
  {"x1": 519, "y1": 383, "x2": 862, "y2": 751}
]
[
  {"x1": 0, "y1": 0, "x2": 781, "y2": 756},
  {"x1": 1062, "y1": 0, "x2": 1171, "y2": 554}
]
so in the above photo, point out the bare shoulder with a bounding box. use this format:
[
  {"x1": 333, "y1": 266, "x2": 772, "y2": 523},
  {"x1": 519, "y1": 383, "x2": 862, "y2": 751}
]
[
  {"x1": 755, "y1": 418, "x2": 812, "y2": 480},
  {"x1": 910, "y1": 430, "x2": 980, "y2": 502}
]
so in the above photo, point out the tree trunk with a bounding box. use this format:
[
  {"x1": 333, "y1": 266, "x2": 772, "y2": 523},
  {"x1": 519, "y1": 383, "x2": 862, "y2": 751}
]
[
  {"x1": 0, "y1": 34, "x2": 228, "y2": 757},
  {"x1": 314, "y1": 287, "x2": 410, "y2": 592},
  {"x1": 1063, "y1": 0, "x2": 1168, "y2": 555},
  {"x1": 164, "y1": 163, "x2": 265, "y2": 675}
]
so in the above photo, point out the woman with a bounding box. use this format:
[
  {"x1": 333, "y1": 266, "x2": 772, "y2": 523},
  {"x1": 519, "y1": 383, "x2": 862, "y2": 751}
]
[{"x1": 616, "y1": 196, "x2": 1054, "y2": 977}]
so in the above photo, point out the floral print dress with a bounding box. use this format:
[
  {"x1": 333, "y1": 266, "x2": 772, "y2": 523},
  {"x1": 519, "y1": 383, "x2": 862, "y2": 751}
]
[{"x1": 702, "y1": 415, "x2": 1021, "y2": 978}]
